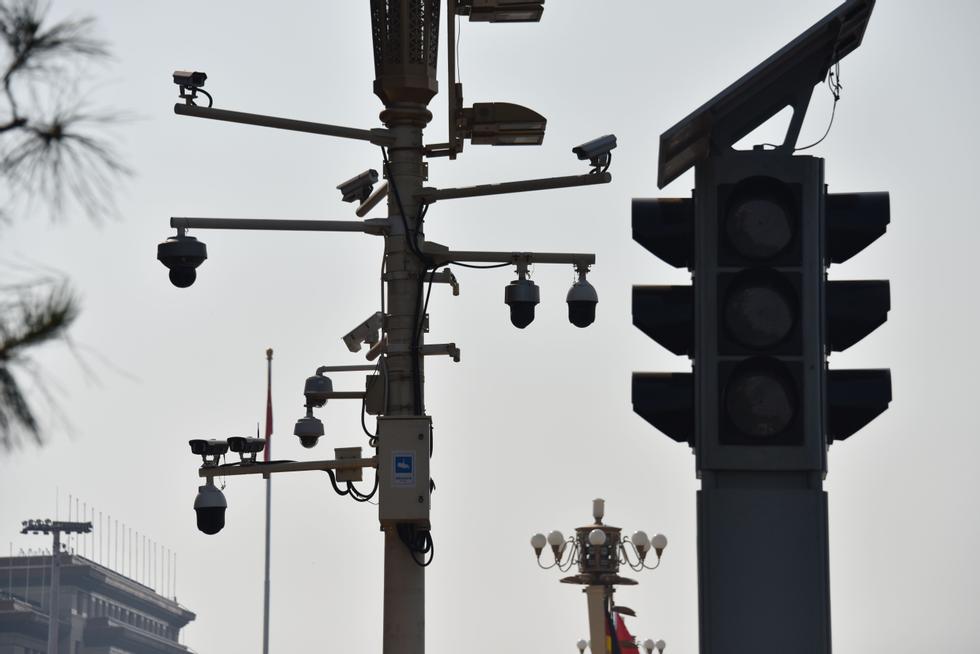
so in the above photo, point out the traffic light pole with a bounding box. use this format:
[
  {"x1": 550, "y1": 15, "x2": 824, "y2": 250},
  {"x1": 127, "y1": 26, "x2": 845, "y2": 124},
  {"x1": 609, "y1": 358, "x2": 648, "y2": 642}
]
[{"x1": 632, "y1": 3, "x2": 889, "y2": 652}]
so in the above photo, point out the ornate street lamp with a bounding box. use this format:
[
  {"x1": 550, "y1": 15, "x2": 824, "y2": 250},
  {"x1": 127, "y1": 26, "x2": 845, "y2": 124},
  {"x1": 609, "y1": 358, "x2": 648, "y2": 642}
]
[{"x1": 532, "y1": 499, "x2": 668, "y2": 652}]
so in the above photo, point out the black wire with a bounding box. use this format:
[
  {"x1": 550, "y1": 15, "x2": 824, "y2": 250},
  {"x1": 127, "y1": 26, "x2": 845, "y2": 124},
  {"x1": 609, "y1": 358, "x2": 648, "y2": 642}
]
[
  {"x1": 381, "y1": 147, "x2": 427, "y2": 261},
  {"x1": 795, "y1": 62, "x2": 842, "y2": 152},
  {"x1": 347, "y1": 471, "x2": 379, "y2": 502},
  {"x1": 449, "y1": 261, "x2": 509, "y2": 269},
  {"x1": 381, "y1": 145, "x2": 432, "y2": 415},
  {"x1": 761, "y1": 62, "x2": 842, "y2": 152},
  {"x1": 590, "y1": 151, "x2": 612, "y2": 175},
  {"x1": 416, "y1": 267, "x2": 441, "y2": 362},
  {"x1": 397, "y1": 524, "x2": 435, "y2": 567},
  {"x1": 323, "y1": 469, "x2": 350, "y2": 496},
  {"x1": 197, "y1": 88, "x2": 213, "y2": 108},
  {"x1": 361, "y1": 357, "x2": 383, "y2": 444}
]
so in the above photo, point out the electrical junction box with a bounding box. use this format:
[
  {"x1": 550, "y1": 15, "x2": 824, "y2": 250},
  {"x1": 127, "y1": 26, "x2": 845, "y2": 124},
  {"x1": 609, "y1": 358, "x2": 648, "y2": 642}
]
[{"x1": 378, "y1": 416, "x2": 431, "y2": 528}]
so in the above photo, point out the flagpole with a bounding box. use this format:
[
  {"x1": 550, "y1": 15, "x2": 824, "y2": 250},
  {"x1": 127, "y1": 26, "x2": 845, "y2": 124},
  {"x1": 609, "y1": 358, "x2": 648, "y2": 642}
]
[{"x1": 263, "y1": 348, "x2": 273, "y2": 654}]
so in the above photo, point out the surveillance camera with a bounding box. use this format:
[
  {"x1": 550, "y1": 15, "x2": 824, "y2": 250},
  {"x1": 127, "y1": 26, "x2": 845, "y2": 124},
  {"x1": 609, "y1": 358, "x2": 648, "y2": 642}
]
[
  {"x1": 566, "y1": 275, "x2": 598, "y2": 328},
  {"x1": 158, "y1": 232, "x2": 207, "y2": 288},
  {"x1": 193, "y1": 481, "x2": 227, "y2": 535},
  {"x1": 188, "y1": 438, "x2": 229, "y2": 457},
  {"x1": 504, "y1": 277, "x2": 540, "y2": 329},
  {"x1": 573, "y1": 134, "x2": 617, "y2": 161},
  {"x1": 227, "y1": 436, "x2": 266, "y2": 463},
  {"x1": 294, "y1": 414, "x2": 324, "y2": 449},
  {"x1": 188, "y1": 438, "x2": 228, "y2": 468},
  {"x1": 343, "y1": 312, "x2": 384, "y2": 352},
  {"x1": 303, "y1": 374, "x2": 334, "y2": 408},
  {"x1": 573, "y1": 134, "x2": 617, "y2": 170},
  {"x1": 173, "y1": 70, "x2": 207, "y2": 88},
  {"x1": 227, "y1": 436, "x2": 266, "y2": 454},
  {"x1": 337, "y1": 169, "x2": 379, "y2": 204}
]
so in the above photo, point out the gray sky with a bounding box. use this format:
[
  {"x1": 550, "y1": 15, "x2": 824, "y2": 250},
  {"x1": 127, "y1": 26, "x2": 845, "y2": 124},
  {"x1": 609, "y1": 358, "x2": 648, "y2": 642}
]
[{"x1": 2, "y1": 1, "x2": 978, "y2": 652}]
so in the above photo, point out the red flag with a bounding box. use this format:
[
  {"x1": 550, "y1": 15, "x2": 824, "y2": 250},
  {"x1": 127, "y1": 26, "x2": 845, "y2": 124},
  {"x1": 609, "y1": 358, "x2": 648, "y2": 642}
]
[
  {"x1": 264, "y1": 348, "x2": 273, "y2": 462},
  {"x1": 615, "y1": 614, "x2": 639, "y2": 652}
]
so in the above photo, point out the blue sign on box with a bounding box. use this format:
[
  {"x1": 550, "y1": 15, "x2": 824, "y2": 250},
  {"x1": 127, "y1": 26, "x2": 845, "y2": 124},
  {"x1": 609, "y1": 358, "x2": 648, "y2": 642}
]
[{"x1": 392, "y1": 451, "x2": 415, "y2": 487}]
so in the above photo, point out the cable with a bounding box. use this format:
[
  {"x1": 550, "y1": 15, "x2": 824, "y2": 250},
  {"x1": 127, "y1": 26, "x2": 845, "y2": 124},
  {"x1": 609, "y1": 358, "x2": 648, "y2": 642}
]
[
  {"x1": 590, "y1": 151, "x2": 612, "y2": 175},
  {"x1": 347, "y1": 471, "x2": 379, "y2": 503},
  {"x1": 761, "y1": 62, "x2": 842, "y2": 152},
  {"x1": 449, "y1": 261, "x2": 509, "y2": 269},
  {"x1": 456, "y1": 15, "x2": 463, "y2": 84},
  {"x1": 380, "y1": 253, "x2": 387, "y2": 318},
  {"x1": 361, "y1": 357, "x2": 383, "y2": 445},
  {"x1": 795, "y1": 61, "x2": 842, "y2": 152},
  {"x1": 192, "y1": 88, "x2": 213, "y2": 108},
  {"x1": 381, "y1": 147, "x2": 427, "y2": 261},
  {"x1": 323, "y1": 469, "x2": 350, "y2": 497},
  {"x1": 380, "y1": 145, "x2": 432, "y2": 415},
  {"x1": 397, "y1": 523, "x2": 435, "y2": 567}
]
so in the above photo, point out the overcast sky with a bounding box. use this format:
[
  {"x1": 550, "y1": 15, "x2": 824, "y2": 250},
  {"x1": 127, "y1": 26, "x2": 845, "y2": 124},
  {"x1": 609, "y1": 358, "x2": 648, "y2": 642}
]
[{"x1": 2, "y1": 1, "x2": 979, "y2": 653}]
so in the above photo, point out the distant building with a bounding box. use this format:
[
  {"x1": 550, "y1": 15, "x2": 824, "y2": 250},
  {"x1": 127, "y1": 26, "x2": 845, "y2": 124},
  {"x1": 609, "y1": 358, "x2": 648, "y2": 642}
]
[{"x1": 0, "y1": 553, "x2": 195, "y2": 654}]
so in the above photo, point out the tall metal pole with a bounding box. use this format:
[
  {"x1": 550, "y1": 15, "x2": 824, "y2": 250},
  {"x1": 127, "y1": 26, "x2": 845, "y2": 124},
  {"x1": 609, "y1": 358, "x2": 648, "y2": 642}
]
[
  {"x1": 263, "y1": 348, "x2": 273, "y2": 654},
  {"x1": 370, "y1": 3, "x2": 440, "y2": 652},
  {"x1": 46, "y1": 530, "x2": 60, "y2": 654},
  {"x1": 584, "y1": 585, "x2": 607, "y2": 654}
]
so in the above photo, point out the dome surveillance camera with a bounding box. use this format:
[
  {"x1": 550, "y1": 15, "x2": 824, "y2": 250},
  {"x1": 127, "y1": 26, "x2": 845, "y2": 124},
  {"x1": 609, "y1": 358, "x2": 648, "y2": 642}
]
[
  {"x1": 303, "y1": 374, "x2": 333, "y2": 408},
  {"x1": 294, "y1": 414, "x2": 324, "y2": 449},
  {"x1": 566, "y1": 274, "x2": 598, "y2": 328},
  {"x1": 193, "y1": 481, "x2": 227, "y2": 535},
  {"x1": 504, "y1": 277, "x2": 540, "y2": 329},
  {"x1": 157, "y1": 231, "x2": 207, "y2": 288}
]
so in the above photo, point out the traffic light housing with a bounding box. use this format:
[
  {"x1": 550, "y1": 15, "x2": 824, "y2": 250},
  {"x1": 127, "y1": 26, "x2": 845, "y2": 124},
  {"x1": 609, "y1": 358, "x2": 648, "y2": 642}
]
[{"x1": 632, "y1": 151, "x2": 890, "y2": 472}]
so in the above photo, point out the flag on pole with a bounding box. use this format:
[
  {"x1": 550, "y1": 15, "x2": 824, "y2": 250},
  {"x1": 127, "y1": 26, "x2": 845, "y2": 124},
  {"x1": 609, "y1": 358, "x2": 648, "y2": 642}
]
[
  {"x1": 606, "y1": 610, "x2": 639, "y2": 653},
  {"x1": 615, "y1": 613, "x2": 639, "y2": 651},
  {"x1": 264, "y1": 348, "x2": 273, "y2": 462}
]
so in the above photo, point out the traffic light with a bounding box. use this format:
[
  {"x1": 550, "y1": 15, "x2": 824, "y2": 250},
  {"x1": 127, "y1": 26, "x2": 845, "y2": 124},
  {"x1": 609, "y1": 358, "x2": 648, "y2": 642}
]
[{"x1": 632, "y1": 152, "x2": 891, "y2": 470}]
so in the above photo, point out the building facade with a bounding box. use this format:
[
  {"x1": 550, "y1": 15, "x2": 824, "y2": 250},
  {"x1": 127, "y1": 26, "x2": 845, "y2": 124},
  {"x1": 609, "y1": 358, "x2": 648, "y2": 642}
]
[{"x1": 0, "y1": 554, "x2": 195, "y2": 654}]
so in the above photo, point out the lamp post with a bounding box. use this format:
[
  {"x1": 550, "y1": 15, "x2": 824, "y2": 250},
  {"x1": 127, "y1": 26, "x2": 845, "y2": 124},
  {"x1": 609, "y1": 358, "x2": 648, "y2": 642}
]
[
  {"x1": 532, "y1": 499, "x2": 667, "y2": 653},
  {"x1": 163, "y1": 4, "x2": 613, "y2": 654},
  {"x1": 20, "y1": 519, "x2": 92, "y2": 654}
]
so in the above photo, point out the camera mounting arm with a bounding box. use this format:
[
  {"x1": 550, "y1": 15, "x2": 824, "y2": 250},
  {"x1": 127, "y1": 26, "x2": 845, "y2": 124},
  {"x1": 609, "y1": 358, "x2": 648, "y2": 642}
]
[
  {"x1": 174, "y1": 103, "x2": 395, "y2": 146},
  {"x1": 170, "y1": 216, "x2": 391, "y2": 235},
  {"x1": 199, "y1": 455, "x2": 378, "y2": 481},
  {"x1": 416, "y1": 171, "x2": 610, "y2": 205},
  {"x1": 422, "y1": 244, "x2": 595, "y2": 270}
]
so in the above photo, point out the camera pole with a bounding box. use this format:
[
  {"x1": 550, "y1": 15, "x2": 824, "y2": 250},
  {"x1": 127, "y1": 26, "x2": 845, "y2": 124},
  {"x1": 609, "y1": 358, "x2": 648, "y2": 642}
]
[
  {"x1": 370, "y1": 9, "x2": 437, "y2": 647},
  {"x1": 168, "y1": 4, "x2": 608, "y2": 653}
]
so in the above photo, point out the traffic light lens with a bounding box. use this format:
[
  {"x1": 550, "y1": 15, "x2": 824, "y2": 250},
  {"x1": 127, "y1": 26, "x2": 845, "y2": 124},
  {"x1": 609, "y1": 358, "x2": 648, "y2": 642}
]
[
  {"x1": 724, "y1": 276, "x2": 796, "y2": 349},
  {"x1": 726, "y1": 195, "x2": 793, "y2": 260},
  {"x1": 725, "y1": 365, "x2": 795, "y2": 438}
]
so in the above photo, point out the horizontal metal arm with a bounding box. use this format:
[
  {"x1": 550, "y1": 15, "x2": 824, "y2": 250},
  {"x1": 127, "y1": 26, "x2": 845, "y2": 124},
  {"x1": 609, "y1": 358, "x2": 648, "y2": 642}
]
[
  {"x1": 200, "y1": 457, "x2": 377, "y2": 479},
  {"x1": 174, "y1": 103, "x2": 395, "y2": 146},
  {"x1": 170, "y1": 217, "x2": 390, "y2": 235},
  {"x1": 415, "y1": 171, "x2": 611, "y2": 204},
  {"x1": 322, "y1": 391, "x2": 366, "y2": 400},
  {"x1": 425, "y1": 247, "x2": 595, "y2": 268},
  {"x1": 316, "y1": 365, "x2": 378, "y2": 373}
]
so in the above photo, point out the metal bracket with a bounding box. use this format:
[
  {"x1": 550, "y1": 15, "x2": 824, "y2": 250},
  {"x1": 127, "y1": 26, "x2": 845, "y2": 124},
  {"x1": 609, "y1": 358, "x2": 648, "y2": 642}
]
[
  {"x1": 387, "y1": 342, "x2": 460, "y2": 363},
  {"x1": 425, "y1": 269, "x2": 460, "y2": 296},
  {"x1": 335, "y1": 447, "x2": 364, "y2": 482}
]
